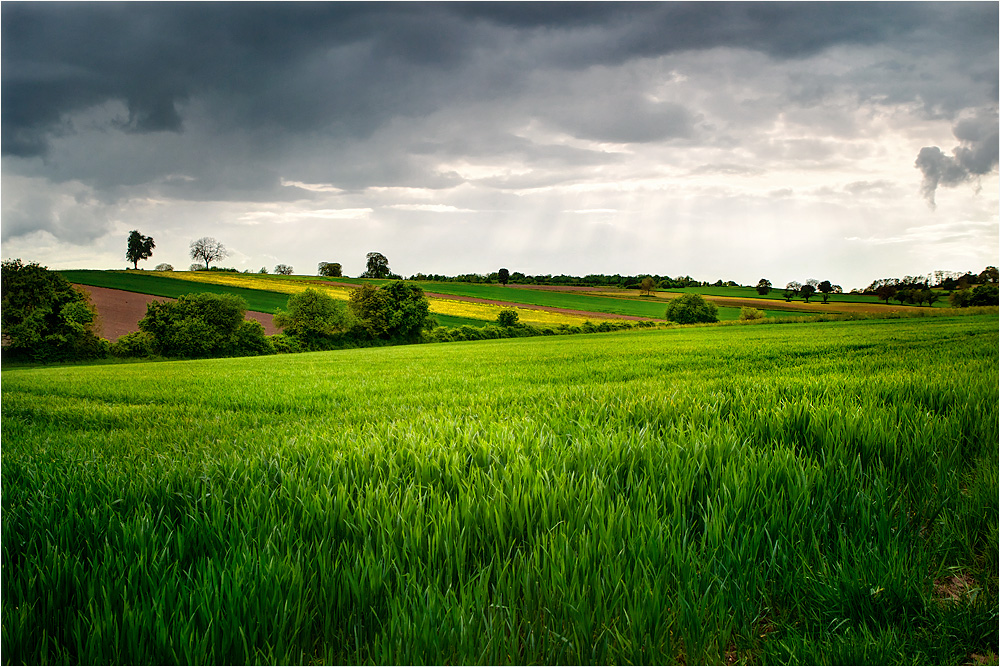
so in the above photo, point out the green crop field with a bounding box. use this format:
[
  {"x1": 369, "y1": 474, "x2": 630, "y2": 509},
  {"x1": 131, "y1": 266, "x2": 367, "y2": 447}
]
[
  {"x1": 58, "y1": 270, "x2": 293, "y2": 314},
  {"x1": 3, "y1": 316, "x2": 997, "y2": 664}
]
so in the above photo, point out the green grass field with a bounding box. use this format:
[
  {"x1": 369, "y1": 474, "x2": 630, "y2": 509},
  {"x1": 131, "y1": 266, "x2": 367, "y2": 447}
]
[{"x1": 3, "y1": 315, "x2": 997, "y2": 664}]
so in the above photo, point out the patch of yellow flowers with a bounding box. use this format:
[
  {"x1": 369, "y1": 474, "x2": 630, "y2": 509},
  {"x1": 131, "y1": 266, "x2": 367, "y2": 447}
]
[{"x1": 152, "y1": 271, "x2": 596, "y2": 326}]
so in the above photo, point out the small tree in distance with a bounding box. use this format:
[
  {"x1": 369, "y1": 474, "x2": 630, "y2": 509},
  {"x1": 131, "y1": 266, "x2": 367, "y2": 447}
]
[
  {"x1": 274, "y1": 264, "x2": 294, "y2": 275},
  {"x1": 496, "y1": 308, "x2": 519, "y2": 327},
  {"x1": 362, "y1": 252, "x2": 391, "y2": 279},
  {"x1": 319, "y1": 262, "x2": 343, "y2": 277},
  {"x1": 800, "y1": 284, "x2": 817, "y2": 303},
  {"x1": 126, "y1": 230, "x2": 155, "y2": 269},
  {"x1": 190, "y1": 237, "x2": 228, "y2": 270},
  {"x1": 498, "y1": 268, "x2": 510, "y2": 286},
  {"x1": 756, "y1": 278, "x2": 772, "y2": 295},
  {"x1": 818, "y1": 280, "x2": 833, "y2": 303},
  {"x1": 640, "y1": 277, "x2": 655, "y2": 296}
]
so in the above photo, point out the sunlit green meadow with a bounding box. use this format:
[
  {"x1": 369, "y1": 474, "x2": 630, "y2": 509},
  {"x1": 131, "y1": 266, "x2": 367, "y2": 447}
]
[{"x1": 2, "y1": 316, "x2": 997, "y2": 664}]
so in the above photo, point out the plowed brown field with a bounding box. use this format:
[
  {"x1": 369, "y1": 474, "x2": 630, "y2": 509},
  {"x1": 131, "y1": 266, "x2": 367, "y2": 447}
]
[{"x1": 74, "y1": 285, "x2": 281, "y2": 342}]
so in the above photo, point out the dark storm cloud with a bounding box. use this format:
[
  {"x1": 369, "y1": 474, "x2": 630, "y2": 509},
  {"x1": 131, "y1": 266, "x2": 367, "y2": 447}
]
[
  {"x1": 915, "y1": 110, "x2": 1000, "y2": 207},
  {"x1": 4, "y1": 2, "x2": 996, "y2": 157}
]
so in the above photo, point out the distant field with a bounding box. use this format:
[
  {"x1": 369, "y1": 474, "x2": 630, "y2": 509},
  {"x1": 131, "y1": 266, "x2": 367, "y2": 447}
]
[
  {"x1": 59, "y1": 270, "x2": 946, "y2": 326},
  {"x1": 61, "y1": 271, "x2": 606, "y2": 328},
  {"x1": 3, "y1": 315, "x2": 996, "y2": 664},
  {"x1": 660, "y1": 284, "x2": 952, "y2": 306},
  {"x1": 59, "y1": 270, "x2": 293, "y2": 314}
]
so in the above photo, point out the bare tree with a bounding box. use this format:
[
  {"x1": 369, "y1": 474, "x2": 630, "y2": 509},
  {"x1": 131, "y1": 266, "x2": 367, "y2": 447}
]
[
  {"x1": 274, "y1": 264, "x2": 294, "y2": 275},
  {"x1": 190, "y1": 237, "x2": 228, "y2": 270}
]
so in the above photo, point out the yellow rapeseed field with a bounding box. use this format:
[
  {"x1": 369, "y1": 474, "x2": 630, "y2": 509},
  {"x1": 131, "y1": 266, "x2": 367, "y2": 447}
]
[{"x1": 151, "y1": 272, "x2": 595, "y2": 326}]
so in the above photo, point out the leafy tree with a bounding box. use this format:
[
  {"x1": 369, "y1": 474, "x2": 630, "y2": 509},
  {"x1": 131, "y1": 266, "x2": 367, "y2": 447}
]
[
  {"x1": 348, "y1": 280, "x2": 430, "y2": 340},
  {"x1": 800, "y1": 284, "x2": 817, "y2": 303},
  {"x1": 640, "y1": 277, "x2": 655, "y2": 296},
  {"x1": 190, "y1": 237, "x2": 229, "y2": 270},
  {"x1": 755, "y1": 278, "x2": 772, "y2": 295},
  {"x1": 949, "y1": 289, "x2": 972, "y2": 308},
  {"x1": 498, "y1": 268, "x2": 510, "y2": 286},
  {"x1": 818, "y1": 280, "x2": 833, "y2": 303},
  {"x1": 1, "y1": 259, "x2": 109, "y2": 361},
  {"x1": 664, "y1": 293, "x2": 718, "y2": 324},
  {"x1": 274, "y1": 264, "x2": 294, "y2": 275},
  {"x1": 496, "y1": 308, "x2": 519, "y2": 327},
  {"x1": 126, "y1": 230, "x2": 155, "y2": 269},
  {"x1": 783, "y1": 281, "x2": 801, "y2": 302},
  {"x1": 138, "y1": 292, "x2": 272, "y2": 358},
  {"x1": 362, "y1": 252, "x2": 391, "y2": 279},
  {"x1": 318, "y1": 262, "x2": 343, "y2": 277},
  {"x1": 970, "y1": 284, "x2": 999, "y2": 306},
  {"x1": 259, "y1": 266, "x2": 268, "y2": 274},
  {"x1": 876, "y1": 284, "x2": 897, "y2": 304},
  {"x1": 154, "y1": 263, "x2": 173, "y2": 271}
]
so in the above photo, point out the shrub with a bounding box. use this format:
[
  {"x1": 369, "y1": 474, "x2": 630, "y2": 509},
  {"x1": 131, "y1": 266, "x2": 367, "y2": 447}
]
[
  {"x1": 665, "y1": 294, "x2": 719, "y2": 324},
  {"x1": 496, "y1": 308, "x2": 519, "y2": 327},
  {"x1": 110, "y1": 331, "x2": 154, "y2": 358},
  {"x1": 1, "y1": 259, "x2": 110, "y2": 361},
  {"x1": 139, "y1": 292, "x2": 272, "y2": 358},
  {"x1": 739, "y1": 306, "x2": 765, "y2": 321},
  {"x1": 273, "y1": 288, "x2": 355, "y2": 350},
  {"x1": 269, "y1": 333, "x2": 303, "y2": 354},
  {"x1": 348, "y1": 281, "x2": 430, "y2": 341},
  {"x1": 154, "y1": 263, "x2": 174, "y2": 271}
]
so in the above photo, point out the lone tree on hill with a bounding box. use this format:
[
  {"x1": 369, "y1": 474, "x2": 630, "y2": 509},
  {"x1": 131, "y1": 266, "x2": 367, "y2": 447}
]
[
  {"x1": 274, "y1": 264, "x2": 294, "y2": 275},
  {"x1": 190, "y1": 237, "x2": 228, "y2": 270},
  {"x1": 498, "y1": 268, "x2": 510, "y2": 286},
  {"x1": 818, "y1": 280, "x2": 833, "y2": 303},
  {"x1": 756, "y1": 278, "x2": 772, "y2": 295},
  {"x1": 362, "y1": 252, "x2": 391, "y2": 279},
  {"x1": 126, "y1": 230, "x2": 155, "y2": 269},
  {"x1": 318, "y1": 262, "x2": 342, "y2": 277}
]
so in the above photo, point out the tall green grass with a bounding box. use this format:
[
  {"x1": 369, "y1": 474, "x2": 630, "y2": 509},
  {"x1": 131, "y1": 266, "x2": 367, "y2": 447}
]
[{"x1": 2, "y1": 316, "x2": 997, "y2": 664}]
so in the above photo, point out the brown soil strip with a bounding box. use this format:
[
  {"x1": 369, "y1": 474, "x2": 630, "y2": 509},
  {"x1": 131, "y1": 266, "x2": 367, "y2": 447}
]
[{"x1": 73, "y1": 284, "x2": 281, "y2": 342}]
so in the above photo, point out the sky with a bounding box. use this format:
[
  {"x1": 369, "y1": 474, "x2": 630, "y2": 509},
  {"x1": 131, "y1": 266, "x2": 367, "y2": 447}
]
[{"x1": 2, "y1": 2, "x2": 997, "y2": 290}]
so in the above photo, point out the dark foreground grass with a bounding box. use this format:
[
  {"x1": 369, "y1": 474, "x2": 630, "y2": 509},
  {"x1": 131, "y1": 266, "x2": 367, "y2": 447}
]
[{"x1": 2, "y1": 316, "x2": 997, "y2": 664}]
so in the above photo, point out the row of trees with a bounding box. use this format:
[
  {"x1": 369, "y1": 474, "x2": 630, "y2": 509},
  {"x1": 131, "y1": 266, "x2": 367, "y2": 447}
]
[
  {"x1": 127, "y1": 232, "x2": 297, "y2": 276},
  {"x1": 864, "y1": 267, "x2": 998, "y2": 293},
  {"x1": 773, "y1": 279, "x2": 844, "y2": 304}
]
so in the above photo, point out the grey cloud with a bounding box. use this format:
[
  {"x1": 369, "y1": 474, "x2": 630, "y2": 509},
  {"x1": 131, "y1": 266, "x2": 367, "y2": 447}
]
[
  {"x1": 916, "y1": 110, "x2": 999, "y2": 207},
  {"x1": 5, "y1": 2, "x2": 996, "y2": 157}
]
